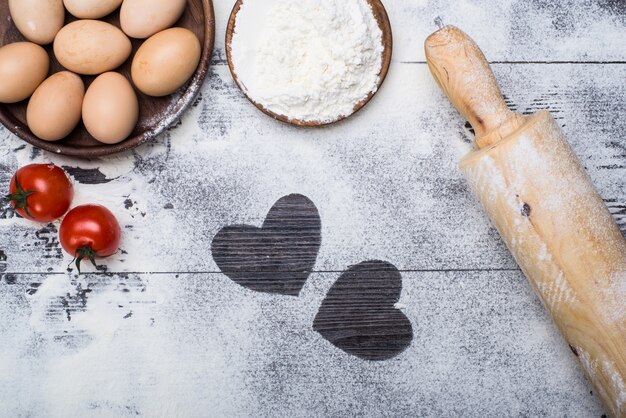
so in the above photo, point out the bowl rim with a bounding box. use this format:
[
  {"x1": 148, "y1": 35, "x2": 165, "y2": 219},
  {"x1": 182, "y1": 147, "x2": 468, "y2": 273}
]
[
  {"x1": 0, "y1": 0, "x2": 216, "y2": 158},
  {"x1": 224, "y1": 0, "x2": 393, "y2": 127}
]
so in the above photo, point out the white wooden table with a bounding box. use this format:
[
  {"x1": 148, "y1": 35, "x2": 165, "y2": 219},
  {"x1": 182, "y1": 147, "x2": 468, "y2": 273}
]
[{"x1": 0, "y1": 0, "x2": 624, "y2": 416}]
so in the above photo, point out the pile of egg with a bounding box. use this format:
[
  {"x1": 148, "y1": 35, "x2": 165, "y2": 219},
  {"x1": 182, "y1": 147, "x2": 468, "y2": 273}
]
[{"x1": 0, "y1": 0, "x2": 201, "y2": 144}]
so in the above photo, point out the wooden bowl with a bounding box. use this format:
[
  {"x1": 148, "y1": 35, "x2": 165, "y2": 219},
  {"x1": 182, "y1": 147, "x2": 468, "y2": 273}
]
[
  {"x1": 0, "y1": 0, "x2": 215, "y2": 158},
  {"x1": 225, "y1": 0, "x2": 393, "y2": 127}
]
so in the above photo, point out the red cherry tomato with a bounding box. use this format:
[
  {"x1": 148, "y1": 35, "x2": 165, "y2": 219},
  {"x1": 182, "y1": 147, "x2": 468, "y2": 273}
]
[
  {"x1": 6, "y1": 164, "x2": 73, "y2": 222},
  {"x1": 59, "y1": 204, "x2": 121, "y2": 272}
]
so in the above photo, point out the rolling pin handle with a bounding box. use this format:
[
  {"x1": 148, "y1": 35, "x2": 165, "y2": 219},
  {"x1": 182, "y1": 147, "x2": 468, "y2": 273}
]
[{"x1": 424, "y1": 26, "x2": 525, "y2": 148}]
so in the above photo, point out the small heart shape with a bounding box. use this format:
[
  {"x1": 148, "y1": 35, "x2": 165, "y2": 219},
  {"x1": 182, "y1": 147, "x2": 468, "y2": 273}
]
[
  {"x1": 313, "y1": 260, "x2": 413, "y2": 361},
  {"x1": 211, "y1": 194, "x2": 321, "y2": 296}
]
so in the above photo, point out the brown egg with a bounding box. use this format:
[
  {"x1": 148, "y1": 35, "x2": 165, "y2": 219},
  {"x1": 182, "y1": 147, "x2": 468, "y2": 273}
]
[
  {"x1": 120, "y1": 0, "x2": 187, "y2": 39},
  {"x1": 8, "y1": 0, "x2": 65, "y2": 45},
  {"x1": 131, "y1": 28, "x2": 200, "y2": 97},
  {"x1": 27, "y1": 72, "x2": 84, "y2": 142},
  {"x1": 0, "y1": 42, "x2": 49, "y2": 103},
  {"x1": 63, "y1": 0, "x2": 123, "y2": 19},
  {"x1": 53, "y1": 20, "x2": 132, "y2": 75},
  {"x1": 82, "y1": 72, "x2": 139, "y2": 144}
]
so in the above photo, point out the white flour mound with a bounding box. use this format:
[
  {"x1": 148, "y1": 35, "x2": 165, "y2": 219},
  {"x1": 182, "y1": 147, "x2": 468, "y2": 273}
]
[{"x1": 230, "y1": 0, "x2": 384, "y2": 123}]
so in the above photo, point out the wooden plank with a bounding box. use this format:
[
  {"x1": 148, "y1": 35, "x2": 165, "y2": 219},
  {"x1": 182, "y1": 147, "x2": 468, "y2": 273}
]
[
  {"x1": 0, "y1": 63, "x2": 624, "y2": 275},
  {"x1": 207, "y1": 0, "x2": 626, "y2": 64},
  {"x1": 0, "y1": 2, "x2": 622, "y2": 416},
  {"x1": 0, "y1": 270, "x2": 605, "y2": 416}
]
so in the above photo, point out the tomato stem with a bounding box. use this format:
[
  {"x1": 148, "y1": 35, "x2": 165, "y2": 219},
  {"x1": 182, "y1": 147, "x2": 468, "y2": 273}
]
[
  {"x1": 5, "y1": 174, "x2": 36, "y2": 219},
  {"x1": 73, "y1": 245, "x2": 99, "y2": 274}
]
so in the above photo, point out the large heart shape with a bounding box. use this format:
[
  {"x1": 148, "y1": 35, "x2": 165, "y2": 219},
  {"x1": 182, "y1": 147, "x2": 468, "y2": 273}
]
[
  {"x1": 313, "y1": 260, "x2": 413, "y2": 360},
  {"x1": 211, "y1": 194, "x2": 321, "y2": 296}
]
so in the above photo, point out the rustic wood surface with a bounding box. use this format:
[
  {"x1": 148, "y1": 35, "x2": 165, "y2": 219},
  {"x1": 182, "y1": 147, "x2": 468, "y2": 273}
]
[{"x1": 0, "y1": 0, "x2": 625, "y2": 416}]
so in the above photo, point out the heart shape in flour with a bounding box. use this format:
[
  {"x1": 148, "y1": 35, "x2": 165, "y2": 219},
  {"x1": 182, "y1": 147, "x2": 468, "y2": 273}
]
[
  {"x1": 313, "y1": 260, "x2": 413, "y2": 361},
  {"x1": 211, "y1": 194, "x2": 321, "y2": 296}
]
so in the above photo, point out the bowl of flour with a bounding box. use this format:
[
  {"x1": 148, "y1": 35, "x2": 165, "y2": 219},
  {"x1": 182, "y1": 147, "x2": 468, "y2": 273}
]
[{"x1": 226, "y1": 0, "x2": 392, "y2": 126}]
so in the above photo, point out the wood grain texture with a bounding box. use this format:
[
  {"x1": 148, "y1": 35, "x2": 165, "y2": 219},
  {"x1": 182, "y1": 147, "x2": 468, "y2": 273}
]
[
  {"x1": 0, "y1": 270, "x2": 605, "y2": 416},
  {"x1": 313, "y1": 260, "x2": 413, "y2": 361},
  {"x1": 212, "y1": 194, "x2": 321, "y2": 296},
  {"x1": 425, "y1": 26, "x2": 526, "y2": 148},
  {"x1": 224, "y1": 0, "x2": 393, "y2": 126},
  {"x1": 0, "y1": 0, "x2": 624, "y2": 416},
  {"x1": 0, "y1": 0, "x2": 215, "y2": 157},
  {"x1": 1, "y1": 64, "x2": 623, "y2": 275},
  {"x1": 210, "y1": 0, "x2": 626, "y2": 65}
]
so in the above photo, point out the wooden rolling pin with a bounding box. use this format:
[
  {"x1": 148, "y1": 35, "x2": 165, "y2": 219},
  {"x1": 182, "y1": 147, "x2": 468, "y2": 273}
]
[{"x1": 425, "y1": 26, "x2": 626, "y2": 417}]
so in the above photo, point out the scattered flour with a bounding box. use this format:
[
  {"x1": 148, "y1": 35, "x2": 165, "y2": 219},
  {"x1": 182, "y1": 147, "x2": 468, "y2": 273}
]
[
  {"x1": 230, "y1": 0, "x2": 384, "y2": 123},
  {"x1": 0, "y1": 2, "x2": 622, "y2": 414}
]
